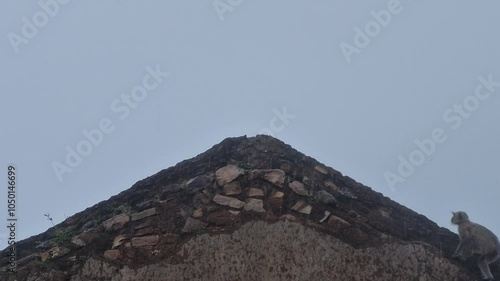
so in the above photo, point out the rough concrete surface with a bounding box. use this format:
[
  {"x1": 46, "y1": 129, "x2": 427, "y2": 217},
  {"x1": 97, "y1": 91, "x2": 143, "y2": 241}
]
[{"x1": 71, "y1": 221, "x2": 470, "y2": 281}]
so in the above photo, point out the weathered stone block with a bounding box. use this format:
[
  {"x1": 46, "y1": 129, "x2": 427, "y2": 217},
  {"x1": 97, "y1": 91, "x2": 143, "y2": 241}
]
[
  {"x1": 264, "y1": 169, "x2": 285, "y2": 187},
  {"x1": 112, "y1": 235, "x2": 128, "y2": 249},
  {"x1": 215, "y1": 165, "x2": 244, "y2": 186},
  {"x1": 131, "y1": 208, "x2": 157, "y2": 221},
  {"x1": 316, "y1": 190, "x2": 337, "y2": 205},
  {"x1": 102, "y1": 213, "x2": 130, "y2": 231},
  {"x1": 206, "y1": 210, "x2": 240, "y2": 226},
  {"x1": 289, "y1": 181, "x2": 308, "y2": 196},
  {"x1": 131, "y1": 235, "x2": 159, "y2": 247},
  {"x1": 315, "y1": 165, "x2": 328, "y2": 174},
  {"x1": 244, "y1": 199, "x2": 265, "y2": 213},
  {"x1": 181, "y1": 217, "x2": 208, "y2": 233},
  {"x1": 213, "y1": 194, "x2": 244, "y2": 209},
  {"x1": 223, "y1": 181, "x2": 242, "y2": 196},
  {"x1": 327, "y1": 215, "x2": 351, "y2": 231},
  {"x1": 135, "y1": 226, "x2": 155, "y2": 236},
  {"x1": 245, "y1": 188, "x2": 264, "y2": 197},
  {"x1": 103, "y1": 249, "x2": 121, "y2": 261},
  {"x1": 40, "y1": 246, "x2": 70, "y2": 262},
  {"x1": 192, "y1": 208, "x2": 203, "y2": 218},
  {"x1": 292, "y1": 201, "x2": 312, "y2": 215}
]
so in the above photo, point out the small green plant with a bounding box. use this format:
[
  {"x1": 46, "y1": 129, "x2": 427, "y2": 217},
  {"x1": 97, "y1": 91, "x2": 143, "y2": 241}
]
[
  {"x1": 116, "y1": 204, "x2": 133, "y2": 215},
  {"x1": 33, "y1": 258, "x2": 53, "y2": 271},
  {"x1": 53, "y1": 227, "x2": 75, "y2": 248}
]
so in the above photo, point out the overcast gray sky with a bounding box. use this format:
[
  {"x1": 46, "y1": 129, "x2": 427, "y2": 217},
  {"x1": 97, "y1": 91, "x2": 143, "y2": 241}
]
[{"x1": 1, "y1": 0, "x2": 500, "y2": 250}]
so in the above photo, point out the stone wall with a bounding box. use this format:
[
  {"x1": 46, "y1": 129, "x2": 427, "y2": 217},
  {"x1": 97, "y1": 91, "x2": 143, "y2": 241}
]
[{"x1": 70, "y1": 220, "x2": 473, "y2": 281}]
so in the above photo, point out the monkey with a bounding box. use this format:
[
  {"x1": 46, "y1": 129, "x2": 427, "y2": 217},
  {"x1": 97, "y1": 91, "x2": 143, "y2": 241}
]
[{"x1": 451, "y1": 211, "x2": 500, "y2": 280}]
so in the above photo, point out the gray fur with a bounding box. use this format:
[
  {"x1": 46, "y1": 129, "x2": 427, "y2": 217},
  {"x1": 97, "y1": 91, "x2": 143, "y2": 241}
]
[{"x1": 451, "y1": 211, "x2": 500, "y2": 280}]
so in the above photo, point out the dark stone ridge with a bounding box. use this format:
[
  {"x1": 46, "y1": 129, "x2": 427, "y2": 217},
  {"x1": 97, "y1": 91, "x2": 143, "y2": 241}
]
[{"x1": 0, "y1": 135, "x2": 492, "y2": 280}]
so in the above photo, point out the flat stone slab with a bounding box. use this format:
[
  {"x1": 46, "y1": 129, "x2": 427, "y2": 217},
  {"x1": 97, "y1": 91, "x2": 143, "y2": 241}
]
[
  {"x1": 315, "y1": 165, "x2": 329, "y2": 174},
  {"x1": 131, "y1": 208, "x2": 157, "y2": 221},
  {"x1": 207, "y1": 210, "x2": 240, "y2": 226},
  {"x1": 40, "y1": 246, "x2": 70, "y2": 262},
  {"x1": 292, "y1": 201, "x2": 312, "y2": 215},
  {"x1": 131, "y1": 235, "x2": 159, "y2": 247},
  {"x1": 263, "y1": 169, "x2": 286, "y2": 187},
  {"x1": 102, "y1": 213, "x2": 130, "y2": 231},
  {"x1": 289, "y1": 181, "x2": 308, "y2": 196},
  {"x1": 279, "y1": 214, "x2": 298, "y2": 222},
  {"x1": 213, "y1": 194, "x2": 244, "y2": 209},
  {"x1": 103, "y1": 249, "x2": 121, "y2": 261},
  {"x1": 244, "y1": 199, "x2": 266, "y2": 213},
  {"x1": 317, "y1": 190, "x2": 337, "y2": 205},
  {"x1": 249, "y1": 169, "x2": 286, "y2": 187},
  {"x1": 135, "y1": 226, "x2": 155, "y2": 236},
  {"x1": 245, "y1": 188, "x2": 265, "y2": 197},
  {"x1": 216, "y1": 165, "x2": 244, "y2": 186},
  {"x1": 272, "y1": 191, "x2": 284, "y2": 198}
]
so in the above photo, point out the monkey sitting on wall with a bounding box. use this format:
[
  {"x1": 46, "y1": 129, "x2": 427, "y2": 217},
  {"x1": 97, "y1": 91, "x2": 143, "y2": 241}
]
[{"x1": 451, "y1": 211, "x2": 500, "y2": 280}]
